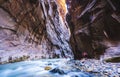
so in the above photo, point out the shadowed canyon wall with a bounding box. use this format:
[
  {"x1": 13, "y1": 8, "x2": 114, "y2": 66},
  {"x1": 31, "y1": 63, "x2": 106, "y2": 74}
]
[
  {"x1": 66, "y1": 0, "x2": 120, "y2": 59},
  {"x1": 0, "y1": 0, "x2": 73, "y2": 63}
]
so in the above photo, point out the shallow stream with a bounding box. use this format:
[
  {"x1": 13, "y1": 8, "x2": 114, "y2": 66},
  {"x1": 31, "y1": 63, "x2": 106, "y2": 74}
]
[{"x1": 0, "y1": 59, "x2": 94, "y2": 77}]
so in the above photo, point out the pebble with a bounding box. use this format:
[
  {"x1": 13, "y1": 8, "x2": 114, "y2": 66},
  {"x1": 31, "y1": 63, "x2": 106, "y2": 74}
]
[
  {"x1": 86, "y1": 66, "x2": 94, "y2": 72},
  {"x1": 117, "y1": 68, "x2": 120, "y2": 74},
  {"x1": 69, "y1": 59, "x2": 120, "y2": 77}
]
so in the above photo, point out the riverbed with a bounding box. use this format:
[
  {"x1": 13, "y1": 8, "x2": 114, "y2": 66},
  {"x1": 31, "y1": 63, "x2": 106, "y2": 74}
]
[
  {"x1": 0, "y1": 59, "x2": 94, "y2": 77},
  {"x1": 1, "y1": 59, "x2": 120, "y2": 77}
]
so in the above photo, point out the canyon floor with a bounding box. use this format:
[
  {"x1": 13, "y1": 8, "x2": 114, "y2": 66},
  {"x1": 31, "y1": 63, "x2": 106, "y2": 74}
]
[{"x1": 0, "y1": 59, "x2": 120, "y2": 77}]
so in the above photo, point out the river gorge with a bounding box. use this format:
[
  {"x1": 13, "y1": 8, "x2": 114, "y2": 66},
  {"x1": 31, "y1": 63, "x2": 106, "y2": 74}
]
[{"x1": 0, "y1": 0, "x2": 120, "y2": 77}]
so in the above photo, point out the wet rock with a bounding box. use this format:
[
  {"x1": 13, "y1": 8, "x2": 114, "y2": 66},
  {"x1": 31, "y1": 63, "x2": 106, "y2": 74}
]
[
  {"x1": 50, "y1": 68, "x2": 66, "y2": 75},
  {"x1": 70, "y1": 59, "x2": 120, "y2": 77},
  {"x1": 71, "y1": 75, "x2": 79, "y2": 77},
  {"x1": 103, "y1": 68, "x2": 112, "y2": 75},
  {"x1": 105, "y1": 57, "x2": 120, "y2": 63},
  {"x1": 86, "y1": 66, "x2": 94, "y2": 72},
  {"x1": 47, "y1": 63, "x2": 52, "y2": 65},
  {"x1": 44, "y1": 66, "x2": 52, "y2": 70},
  {"x1": 117, "y1": 68, "x2": 120, "y2": 74}
]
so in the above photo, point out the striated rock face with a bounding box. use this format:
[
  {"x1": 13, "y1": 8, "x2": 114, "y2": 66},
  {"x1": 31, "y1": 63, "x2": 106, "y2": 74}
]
[
  {"x1": 67, "y1": 0, "x2": 120, "y2": 59},
  {"x1": 0, "y1": 0, "x2": 73, "y2": 63}
]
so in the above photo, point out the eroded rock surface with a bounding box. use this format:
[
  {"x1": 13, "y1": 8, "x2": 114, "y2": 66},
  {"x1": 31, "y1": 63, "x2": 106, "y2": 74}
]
[
  {"x1": 0, "y1": 0, "x2": 73, "y2": 64},
  {"x1": 67, "y1": 0, "x2": 120, "y2": 59}
]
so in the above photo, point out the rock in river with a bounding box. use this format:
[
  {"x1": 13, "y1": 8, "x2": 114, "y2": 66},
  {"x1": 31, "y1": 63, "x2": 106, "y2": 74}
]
[
  {"x1": 50, "y1": 68, "x2": 66, "y2": 75},
  {"x1": 44, "y1": 66, "x2": 52, "y2": 70}
]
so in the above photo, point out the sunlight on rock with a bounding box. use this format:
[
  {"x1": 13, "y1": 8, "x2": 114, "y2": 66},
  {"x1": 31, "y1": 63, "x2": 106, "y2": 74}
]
[
  {"x1": 56, "y1": 0, "x2": 68, "y2": 19},
  {"x1": 44, "y1": 66, "x2": 52, "y2": 70}
]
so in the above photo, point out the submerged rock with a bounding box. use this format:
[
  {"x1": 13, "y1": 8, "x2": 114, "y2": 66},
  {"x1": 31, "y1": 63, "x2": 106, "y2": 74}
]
[
  {"x1": 50, "y1": 68, "x2": 66, "y2": 75},
  {"x1": 44, "y1": 66, "x2": 52, "y2": 70}
]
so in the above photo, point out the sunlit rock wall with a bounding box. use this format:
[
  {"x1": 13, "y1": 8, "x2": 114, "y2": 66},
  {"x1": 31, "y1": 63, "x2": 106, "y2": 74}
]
[{"x1": 0, "y1": 0, "x2": 73, "y2": 64}]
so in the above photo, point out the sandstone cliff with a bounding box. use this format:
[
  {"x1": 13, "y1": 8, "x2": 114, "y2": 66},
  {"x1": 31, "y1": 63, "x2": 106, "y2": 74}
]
[
  {"x1": 0, "y1": 0, "x2": 73, "y2": 63},
  {"x1": 67, "y1": 0, "x2": 120, "y2": 60}
]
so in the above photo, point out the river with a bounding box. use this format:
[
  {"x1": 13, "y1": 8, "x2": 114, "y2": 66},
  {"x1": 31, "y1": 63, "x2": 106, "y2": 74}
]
[{"x1": 0, "y1": 59, "x2": 94, "y2": 77}]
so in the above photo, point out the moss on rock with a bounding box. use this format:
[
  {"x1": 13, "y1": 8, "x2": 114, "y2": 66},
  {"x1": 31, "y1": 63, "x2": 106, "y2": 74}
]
[{"x1": 105, "y1": 57, "x2": 120, "y2": 63}]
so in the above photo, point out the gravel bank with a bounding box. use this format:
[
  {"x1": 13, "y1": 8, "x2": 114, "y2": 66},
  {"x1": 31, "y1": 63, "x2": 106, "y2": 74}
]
[{"x1": 68, "y1": 59, "x2": 120, "y2": 77}]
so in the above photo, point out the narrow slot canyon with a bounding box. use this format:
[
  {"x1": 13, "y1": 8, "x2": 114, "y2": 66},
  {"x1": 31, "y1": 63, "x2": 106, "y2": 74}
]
[{"x1": 0, "y1": 0, "x2": 120, "y2": 77}]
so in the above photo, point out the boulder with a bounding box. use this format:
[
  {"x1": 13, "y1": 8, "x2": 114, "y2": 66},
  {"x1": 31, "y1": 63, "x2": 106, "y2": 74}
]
[{"x1": 50, "y1": 68, "x2": 66, "y2": 75}]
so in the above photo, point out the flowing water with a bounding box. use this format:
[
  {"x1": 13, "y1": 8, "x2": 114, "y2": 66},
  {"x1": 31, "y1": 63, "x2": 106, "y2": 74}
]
[{"x1": 0, "y1": 59, "x2": 94, "y2": 77}]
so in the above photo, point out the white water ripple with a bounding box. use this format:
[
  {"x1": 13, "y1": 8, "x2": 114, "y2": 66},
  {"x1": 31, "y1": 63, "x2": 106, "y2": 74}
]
[{"x1": 0, "y1": 59, "x2": 93, "y2": 77}]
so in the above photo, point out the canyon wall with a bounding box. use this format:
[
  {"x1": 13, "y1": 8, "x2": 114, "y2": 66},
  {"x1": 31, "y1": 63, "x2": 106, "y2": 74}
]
[
  {"x1": 0, "y1": 0, "x2": 73, "y2": 64},
  {"x1": 67, "y1": 0, "x2": 120, "y2": 59}
]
